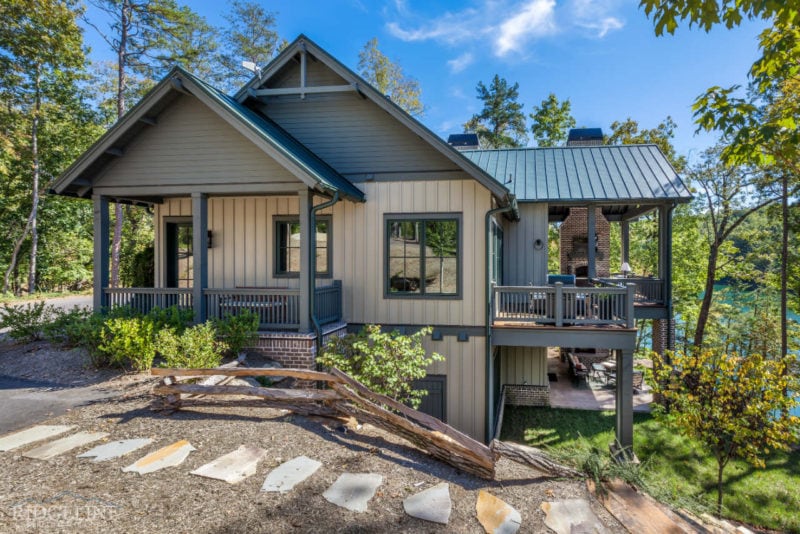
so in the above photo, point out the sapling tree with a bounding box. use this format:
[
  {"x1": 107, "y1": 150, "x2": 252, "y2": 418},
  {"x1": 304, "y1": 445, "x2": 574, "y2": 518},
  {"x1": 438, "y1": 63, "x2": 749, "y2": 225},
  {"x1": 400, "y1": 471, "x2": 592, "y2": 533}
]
[
  {"x1": 319, "y1": 325, "x2": 443, "y2": 409},
  {"x1": 651, "y1": 349, "x2": 799, "y2": 516}
]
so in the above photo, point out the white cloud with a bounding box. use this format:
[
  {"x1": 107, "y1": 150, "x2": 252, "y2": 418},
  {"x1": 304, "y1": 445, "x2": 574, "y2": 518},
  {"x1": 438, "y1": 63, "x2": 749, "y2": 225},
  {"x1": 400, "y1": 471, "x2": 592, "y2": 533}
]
[
  {"x1": 447, "y1": 52, "x2": 474, "y2": 73},
  {"x1": 386, "y1": 8, "x2": 484, "y2": 44},
  {"x1": 495, "y1": 0, "x2": 557, "y2": 56},
  {"x1": 569, "y1": 0, "x2": 625, "y2": 37}
]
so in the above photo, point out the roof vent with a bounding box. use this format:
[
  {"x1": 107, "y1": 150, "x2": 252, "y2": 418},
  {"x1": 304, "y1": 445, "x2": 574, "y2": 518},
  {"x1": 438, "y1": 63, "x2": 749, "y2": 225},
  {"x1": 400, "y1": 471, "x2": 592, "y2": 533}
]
[
  {"x1": 567, "y1": 128, "x2": 604, "y2": 147},
  {"x1": 447, "y1": 133, "x2": 480, "y2": 151}
]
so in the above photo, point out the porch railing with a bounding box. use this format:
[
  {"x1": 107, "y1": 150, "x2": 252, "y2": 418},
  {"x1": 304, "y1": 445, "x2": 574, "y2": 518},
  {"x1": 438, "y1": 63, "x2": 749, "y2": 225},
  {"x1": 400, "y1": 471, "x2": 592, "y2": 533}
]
[
  {"x1": 596, "y1": 277, "x2": 664, "y2": 305},
  {"x1": 492, "y1": 282, "x2": 635, "y2": 328},
  {"x1": 104, "y1": 287, "x2": 193, "y2": 314},
  {"x1": 104, "y1": 281, "x2": 343, "y2": 331}
]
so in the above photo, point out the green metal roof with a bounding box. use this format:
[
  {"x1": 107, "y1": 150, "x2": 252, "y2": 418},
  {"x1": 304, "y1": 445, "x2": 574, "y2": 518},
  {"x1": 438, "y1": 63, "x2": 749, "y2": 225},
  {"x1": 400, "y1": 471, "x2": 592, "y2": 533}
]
[{"x1": 461, "y1": 145, "x2": 691, "y2": 204}]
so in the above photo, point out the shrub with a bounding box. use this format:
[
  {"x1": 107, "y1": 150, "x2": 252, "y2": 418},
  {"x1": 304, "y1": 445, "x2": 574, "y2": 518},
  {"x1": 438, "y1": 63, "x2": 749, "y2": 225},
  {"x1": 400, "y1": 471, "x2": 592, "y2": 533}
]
[
  {"x1": 42, "y1": 306, "x2": 93, "y2": 346},
  {"x1": 97, "y1": 317, "x2": 156, "y2": 371},
  {"x1": 318, "y1": 324, "x2": 443, "y2": 408},
  {"x1": 215, "y1": 310, "x2": 259, "y2": 356},
  {"x1": 156, "y1": 321, "x2": 228, "y2": 369},
  {"x1": 147, "y1": 305, "x2": 194, "y2": 333},
  {"x1": 0, "y1": 301, "x2": 55, "y2": 342}
]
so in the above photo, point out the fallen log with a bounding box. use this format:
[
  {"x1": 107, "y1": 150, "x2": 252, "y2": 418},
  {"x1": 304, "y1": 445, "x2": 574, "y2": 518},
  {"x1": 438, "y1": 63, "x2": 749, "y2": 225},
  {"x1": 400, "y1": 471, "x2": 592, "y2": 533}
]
[
  {"x1": 152, "y1": 368, "x2": 339, "y2": 382},
  {"x1": 490, "y1": 439, "x2": 582, "y2": 478},
  {"x1": 153, "y1": 383, "x2": 340, "y2": 402}
]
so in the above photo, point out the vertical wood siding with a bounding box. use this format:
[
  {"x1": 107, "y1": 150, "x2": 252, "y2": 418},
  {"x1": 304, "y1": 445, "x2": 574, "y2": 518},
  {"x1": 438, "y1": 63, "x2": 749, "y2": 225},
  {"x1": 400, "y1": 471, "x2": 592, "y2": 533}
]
[
  {"x1": 331, "y1": 179, "x2": 489, "y2": 327},
  {"x1": 499, "y1": 346, "x2": 548, "y2": 386},
  {"x1": 95, "y1": 95, "x2": 298, "y2": 189},
  {"x1": 425, "y1": 335, "x2": 486, "y2": 441},
  {"x1": 503, "y1": 203, "x2": 549, "y2": 286}
]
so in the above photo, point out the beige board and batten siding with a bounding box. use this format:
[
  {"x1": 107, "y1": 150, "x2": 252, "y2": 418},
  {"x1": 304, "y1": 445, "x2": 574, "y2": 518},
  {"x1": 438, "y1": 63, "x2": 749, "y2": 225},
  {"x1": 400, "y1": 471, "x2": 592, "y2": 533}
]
[
  {"x1": 330, "y1": 179, "x2": 489, "y2": 327},
  {"x1": 499, "y1": 346, "x2": 548, "y2": 386},
  {"x1": 92, "y1": 95, "x2": 300, "y2": 195},
  {"x1": 503, "y1": 203, "x2": 548, "y2": 286},
  {"x1": 154, "y1": 196, "x2": 333, "y2": 289},
  {"x1": 424, "y1": 335, "x2": 486, "y2": 440}
]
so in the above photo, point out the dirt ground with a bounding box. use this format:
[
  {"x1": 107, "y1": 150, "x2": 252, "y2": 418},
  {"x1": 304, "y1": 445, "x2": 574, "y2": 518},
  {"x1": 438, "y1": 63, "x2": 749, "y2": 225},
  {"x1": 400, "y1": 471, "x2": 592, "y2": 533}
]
[{"x1": 0, "y1": 340, "x2": 626, "y2": 533}]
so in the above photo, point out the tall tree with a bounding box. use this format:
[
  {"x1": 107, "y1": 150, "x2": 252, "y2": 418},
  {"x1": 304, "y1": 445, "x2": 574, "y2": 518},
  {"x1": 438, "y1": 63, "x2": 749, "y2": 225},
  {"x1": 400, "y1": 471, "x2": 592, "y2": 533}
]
[
  {"x1": 0, "y1": 0, "x2": 86, "y2": 294},
  {"x1": 465, "y1": 75, "x2": 527, "y2": 148},
  {"x1": 689, "y1": 146, "x2": 779, "y2": 349},
  {"x1": 84, "y1": 0, "x2": 217, "y2": 287},
  {"x1": 529, "y1": 93, "x2": 576, "y2": 147},
  {"x1": 217, "y1": 0, "x2": 283, "y2": 91},
  {"x1": 606, "y1": 116, "x2": 686, "y2": 172},
  {"x1": 358, "y1": 38, "x2": 423, "y2": 117}
]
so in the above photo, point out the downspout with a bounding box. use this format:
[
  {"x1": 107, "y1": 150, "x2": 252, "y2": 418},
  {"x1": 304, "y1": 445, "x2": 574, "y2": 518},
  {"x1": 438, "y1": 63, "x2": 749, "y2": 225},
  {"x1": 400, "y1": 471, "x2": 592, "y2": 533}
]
[
  {"x1": 310, "y1": 191, "x2": 340, "y2": 350},
  {"x1": 485, "y1": 195, "x2": 517, "y2": 443}
]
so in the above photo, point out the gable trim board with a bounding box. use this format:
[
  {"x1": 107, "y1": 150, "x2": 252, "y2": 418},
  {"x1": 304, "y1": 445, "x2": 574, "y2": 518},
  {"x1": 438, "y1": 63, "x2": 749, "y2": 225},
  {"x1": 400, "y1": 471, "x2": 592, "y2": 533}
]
[
  {"x1": 235, "y1": 35, "x2": 514, "y2": 206},
  {"x1": 52, "y1": 67, "x2": 364, "y2": 203}
]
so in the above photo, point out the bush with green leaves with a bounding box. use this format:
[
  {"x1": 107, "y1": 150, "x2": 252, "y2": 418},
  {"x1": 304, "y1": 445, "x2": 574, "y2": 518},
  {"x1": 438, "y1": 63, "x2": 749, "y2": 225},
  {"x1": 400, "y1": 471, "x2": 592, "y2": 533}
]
[
  {"x1": 0, "y1": 301, "x2": 56, "y2": 342},
  {"x1": 42, "y1": 306, "x2": 93, "y2": 346},
  {"x1": 318, "y1": 324, "x2": 443, "y2": 408},
  {"x1": 97, "y1": 316, "x2": 156, "y2": 371},
  {"x1": 214, "y1": 310, "x2": 259, "y2": 356},
  {"x1": 155, "y1": 321, "x2": 228, "y2": 369}
]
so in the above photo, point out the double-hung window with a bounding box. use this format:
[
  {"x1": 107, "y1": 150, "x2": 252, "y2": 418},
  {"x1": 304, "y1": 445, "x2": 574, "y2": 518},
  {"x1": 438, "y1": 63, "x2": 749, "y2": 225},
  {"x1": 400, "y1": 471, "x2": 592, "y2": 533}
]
[
  {"x1": 385, "y1": 214, "x2": 460, "y2": 298},
  {"x1": 274, "y1": 216, "x2": 332, "y2": 277}
]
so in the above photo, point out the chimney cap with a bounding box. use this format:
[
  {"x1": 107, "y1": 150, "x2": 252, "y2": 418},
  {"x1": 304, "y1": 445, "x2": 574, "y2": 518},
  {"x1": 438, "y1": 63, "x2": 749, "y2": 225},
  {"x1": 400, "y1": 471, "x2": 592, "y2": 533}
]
[{"x1": 567, "y1": 128, "x2": 604, "y2": 146}]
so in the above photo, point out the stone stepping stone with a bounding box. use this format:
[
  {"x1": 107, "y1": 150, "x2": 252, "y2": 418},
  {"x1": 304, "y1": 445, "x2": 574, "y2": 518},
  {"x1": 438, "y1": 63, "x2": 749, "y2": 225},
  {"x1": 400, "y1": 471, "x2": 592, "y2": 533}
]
[
  {"x1": 323, "y1": 473, "x2": 383, "y2": 513},
  {"x1": 403, "y1": 482, "x2": 451, "y2": 525},
  {"x1": 23, "y1": 431, "x2": 108, "y2": 460},
  {"x1": 261, "y1": 455, "x2": 322, "y2": 493},
  {"x1": 77, "y1": 438, "x2": 154, "y2": 462},
  {"x1": 476, "y1": 490, "x2": 522, "y2": 534},
  {"x1": 0, "y1": 425, "x2": 75, "y2": 452},
  {"x1": 123, "y1": 440, "x2": 195, "y2": 475},
  {"x1": 190, "y1": 445, "x2": 267, "y2": 484},
  {"x1": 541, "y1": 499, "x2": 610, "y2": 534}
]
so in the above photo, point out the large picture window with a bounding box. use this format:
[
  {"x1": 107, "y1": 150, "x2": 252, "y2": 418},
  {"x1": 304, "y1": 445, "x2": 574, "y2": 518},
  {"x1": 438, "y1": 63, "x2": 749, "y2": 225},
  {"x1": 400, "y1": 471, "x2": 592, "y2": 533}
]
[
  {"x1": 274, "y1": 216, "x2": 331, "y2": 277},
  {"x1": 385, "y1": 214, "x2": 460, "y2": 298}
]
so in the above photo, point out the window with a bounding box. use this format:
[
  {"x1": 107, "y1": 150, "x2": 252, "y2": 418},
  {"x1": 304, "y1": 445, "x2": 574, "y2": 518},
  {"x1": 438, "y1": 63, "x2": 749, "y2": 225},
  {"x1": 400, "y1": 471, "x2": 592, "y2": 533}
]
[
  {"x1": 386, "y1": 215, "x2": 460, "y2": 297},
  {"x1": 274, "y1": 216, "x2": 331, "y2": 277},
  {"x1": 165, "y1": 220, "x2": 193, "y2": 288}
]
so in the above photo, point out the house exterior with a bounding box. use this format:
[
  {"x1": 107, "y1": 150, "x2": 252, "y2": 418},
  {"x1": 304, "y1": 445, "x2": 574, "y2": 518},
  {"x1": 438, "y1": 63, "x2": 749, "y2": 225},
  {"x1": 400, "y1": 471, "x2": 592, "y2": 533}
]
[{"x1": 52, "y1": 35, "x2": 691, "y2": 449}]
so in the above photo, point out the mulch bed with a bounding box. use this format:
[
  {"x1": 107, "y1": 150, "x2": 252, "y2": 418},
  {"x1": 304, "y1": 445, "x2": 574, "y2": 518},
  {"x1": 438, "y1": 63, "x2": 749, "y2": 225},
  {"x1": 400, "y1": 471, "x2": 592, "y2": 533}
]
[{"x1": 0, "y1": 340, "x2": 626, "y2": 533}]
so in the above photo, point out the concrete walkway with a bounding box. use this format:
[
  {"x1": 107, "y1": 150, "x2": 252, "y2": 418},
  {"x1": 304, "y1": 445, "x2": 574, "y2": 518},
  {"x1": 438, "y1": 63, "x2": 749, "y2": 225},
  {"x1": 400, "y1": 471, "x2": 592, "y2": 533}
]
[{"x1": 547, "y1": 354, "x2": 652, "y2": 412}]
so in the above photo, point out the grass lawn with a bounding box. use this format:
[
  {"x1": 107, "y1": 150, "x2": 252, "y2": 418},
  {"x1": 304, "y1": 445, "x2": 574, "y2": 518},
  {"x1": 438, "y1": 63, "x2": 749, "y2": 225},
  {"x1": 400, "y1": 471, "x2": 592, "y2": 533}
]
[{"x1": 500, "y1": 407, "x2": 800, "y2": 533}]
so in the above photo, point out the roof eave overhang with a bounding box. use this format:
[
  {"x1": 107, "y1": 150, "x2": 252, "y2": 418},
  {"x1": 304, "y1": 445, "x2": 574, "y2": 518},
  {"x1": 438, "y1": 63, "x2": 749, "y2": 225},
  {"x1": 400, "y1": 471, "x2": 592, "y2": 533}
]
[{"x1": 235, "y1": 35, "x2": 510, "y2": 206}]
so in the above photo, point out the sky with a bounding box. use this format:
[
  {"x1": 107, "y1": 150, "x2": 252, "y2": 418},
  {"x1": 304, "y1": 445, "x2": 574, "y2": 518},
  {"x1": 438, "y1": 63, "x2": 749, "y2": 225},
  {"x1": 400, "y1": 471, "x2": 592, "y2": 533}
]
[{"x1": 81, "y1": 0, "x2": 767, "y2": 162}]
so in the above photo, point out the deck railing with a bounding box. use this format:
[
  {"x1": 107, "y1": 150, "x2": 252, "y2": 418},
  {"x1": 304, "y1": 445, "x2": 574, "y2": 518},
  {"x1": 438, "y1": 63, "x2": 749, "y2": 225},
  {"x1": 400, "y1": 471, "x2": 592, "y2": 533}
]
[
  {"x1": 596, "y1": 277, "x2": 664, "y2": 305},
  {"x1": 104, "y1": 282, "x2": 343, "y2": 331},
  {"x1": 492, "y1": 282, "x2": 635, "y2": 328},
  {"x1": 104, "y1": 287, "x2": 193, "y2": 314}
]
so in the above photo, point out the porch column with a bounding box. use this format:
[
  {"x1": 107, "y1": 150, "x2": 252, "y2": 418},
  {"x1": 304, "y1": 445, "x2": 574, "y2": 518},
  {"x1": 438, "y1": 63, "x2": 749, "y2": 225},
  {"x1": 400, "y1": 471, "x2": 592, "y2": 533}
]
[
  {"x1": 586, "y1": 206, "x2": 596, "y2": 279},
  {"x1": 620, "y1": 220, "x2": 630, "y2": 266},
  {"x1": 192, "y1": 193, "x2": 208, "y2": 323},
  {"x1": 658, "y1": 204, "x2": 675, "y2": 349},
  {"x1": 298, "y1": 189, "x2": 311, "y2": 332},
  {"x1": 614, "y1": 348, "x2": 634, "y2": 454},
  {"x1": 92, "y1": 195, "x2": 110, "y2": 312}
]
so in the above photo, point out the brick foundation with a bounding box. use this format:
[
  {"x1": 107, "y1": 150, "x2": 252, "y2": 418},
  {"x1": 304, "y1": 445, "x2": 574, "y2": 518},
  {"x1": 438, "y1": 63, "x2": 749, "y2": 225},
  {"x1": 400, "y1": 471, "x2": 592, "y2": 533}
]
[
  {"x1": 503, "y1": 384, "x2": 550, "y2": 407},
  {"x1": 559, "y1": 207, "x2": 611, "y2": 277},
  {"x1": 652, "y1": 318, "x2": 675, "y2": 356}
]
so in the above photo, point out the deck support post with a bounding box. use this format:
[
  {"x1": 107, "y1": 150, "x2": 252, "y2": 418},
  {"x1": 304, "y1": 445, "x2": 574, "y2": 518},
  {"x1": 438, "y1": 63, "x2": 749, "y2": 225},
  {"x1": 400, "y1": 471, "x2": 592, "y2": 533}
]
[
  {"x1": 191, "y1": 193, "x2": 208, "y2": 323},
  {"x1": 299, "y1": 189, "x2": 311, "y2": 332},
  {"x1": 587, "y1": 206, "x2": 596, "y2": 279},
  {"x1": 92, "y1": 195, "x2": 110, "y2": 312},
  {"x1": 614, "y1": 347, "x2": 634, "y2": 455},
  {"x1": 620, "y1": 220, "x2": 630, "y2": 266},
  {"x1": 554, "y1": 282, "x2": 564, "y2": 327},
  {"x1": 658, "y1": 204, "x2": 675, "y2": 350}
]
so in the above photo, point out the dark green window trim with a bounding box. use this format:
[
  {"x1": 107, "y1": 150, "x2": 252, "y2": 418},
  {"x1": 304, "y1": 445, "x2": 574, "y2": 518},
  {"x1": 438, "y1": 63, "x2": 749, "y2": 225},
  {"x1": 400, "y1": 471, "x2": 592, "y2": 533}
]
[
  {"x1": 384, "y1": 213, "x2": 462, "y2": 300},
  {"x1": 273, "y1": 215, "x2": 332, "y2": 278}
]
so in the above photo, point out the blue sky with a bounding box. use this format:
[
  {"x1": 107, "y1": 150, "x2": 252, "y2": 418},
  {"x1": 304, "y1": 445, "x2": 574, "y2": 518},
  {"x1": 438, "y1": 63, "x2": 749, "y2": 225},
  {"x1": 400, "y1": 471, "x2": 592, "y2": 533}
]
[{"x1": 82, "y1": 0, "x2": 766, "y2": 161}]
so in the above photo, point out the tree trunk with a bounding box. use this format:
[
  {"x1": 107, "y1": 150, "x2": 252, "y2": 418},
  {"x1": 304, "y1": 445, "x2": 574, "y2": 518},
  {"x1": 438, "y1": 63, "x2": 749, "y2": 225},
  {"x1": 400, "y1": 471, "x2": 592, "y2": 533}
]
[
  {"x1": 27, "y1": 66, "x2": 41, "y2": 294},
  {"x1": 110, "y1": 0, "x2": 129, "y2": 288},
  {"x1": 780, "y1": 173, "x2": 788, "y2": 361},
  {"x1": 716, "y1": 460, "x2": 724, "y2": 517},
  {"x1": 693, "y1": 241, "x2": 720, "y2": 350}
]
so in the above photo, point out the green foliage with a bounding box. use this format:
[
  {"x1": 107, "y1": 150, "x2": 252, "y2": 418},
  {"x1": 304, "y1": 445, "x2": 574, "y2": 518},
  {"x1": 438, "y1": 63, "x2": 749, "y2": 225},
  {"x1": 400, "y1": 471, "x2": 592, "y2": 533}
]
[
  {"x1": 215, "y1": 310, "x2": 259, "y2": 356},
  {"x1": 651, "y1": 349, "x2": 800, "y2": 515},
  {"x1": 0, "y1": 301, "x2": 55, "y2": 342},
  {"x1": 464, "y1": 75, "x2": 527, "y2": 148},
  {"x1": 529, "y1": 93, "x2": 576, "y2": 147},
  {"x1": 41, "y1": 305, "x2": 92, "y2": 346},
  {"x1": 97, "y1": 316, "x2": 156, "y2": 371},
  {"x1": 145, "y1": 305, "x2": 194, "y2": 333},
  {"x1": 606, "y1": 116, "x2": 686, "y2": 172},
  {"x1": 155, "y1": 321, "x2": 227, "y2": 369},
  {"x1": 319, "y1": 325, "x2": 444, "y2": 408},
  {"x1": 358, "y1": 37, "x2": 424, "y2": 116},
  {"x1": 639, "y1": 0, "x2": 797, "y2": 36}
]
